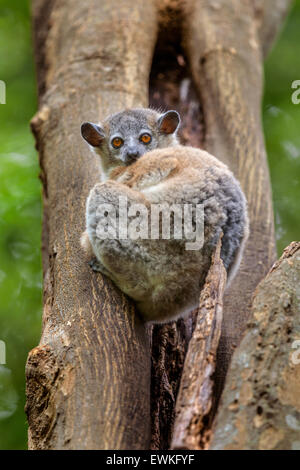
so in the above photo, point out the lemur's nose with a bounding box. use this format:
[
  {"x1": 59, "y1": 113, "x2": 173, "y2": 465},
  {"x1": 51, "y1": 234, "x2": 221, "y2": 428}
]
[{"x1": 126, "y1": 149, "x2": 140, "y2": 161}]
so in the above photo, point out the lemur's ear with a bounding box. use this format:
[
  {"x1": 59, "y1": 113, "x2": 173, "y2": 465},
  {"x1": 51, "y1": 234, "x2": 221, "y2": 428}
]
[
  {"x1": 81, "y1": 122, "x2": 105, "y2": 147},
  {"x1": 157, "y1": 110, "x2": 180, "y2": 135}
]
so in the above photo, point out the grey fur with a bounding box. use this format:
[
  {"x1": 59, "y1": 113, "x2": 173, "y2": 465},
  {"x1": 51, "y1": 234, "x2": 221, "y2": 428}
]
[{"x1": 81, "y1": 109, "x2": 249, "y2": 323}]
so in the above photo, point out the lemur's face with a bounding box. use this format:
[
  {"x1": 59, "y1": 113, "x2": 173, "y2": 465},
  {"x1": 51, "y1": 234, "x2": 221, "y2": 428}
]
[{"x1": 81, "y1": 108, "x2": 180, "y2": 168}]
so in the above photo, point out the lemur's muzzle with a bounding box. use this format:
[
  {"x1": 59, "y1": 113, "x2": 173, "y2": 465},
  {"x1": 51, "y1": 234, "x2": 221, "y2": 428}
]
[{"x1": 124, "y1": 150, "x2": 140, "y2": 163}]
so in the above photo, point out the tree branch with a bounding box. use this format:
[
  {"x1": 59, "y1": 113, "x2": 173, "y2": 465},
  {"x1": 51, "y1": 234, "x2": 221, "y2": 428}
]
[{"x1": 171, "y1": 238, "x2": 227, "y2": 450}]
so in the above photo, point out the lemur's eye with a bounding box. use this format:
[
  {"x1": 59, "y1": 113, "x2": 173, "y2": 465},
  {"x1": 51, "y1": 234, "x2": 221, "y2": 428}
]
[
  {"x1": 140, "y1": 133, "x2": 152, "y2": 144},
  {"x1": 111, "y1": 137, "x2": 123, "y2": 149}
]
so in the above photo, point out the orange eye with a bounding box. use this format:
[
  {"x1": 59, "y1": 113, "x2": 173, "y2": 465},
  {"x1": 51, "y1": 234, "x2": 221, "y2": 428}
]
[
  {"x1": 112, "y1": 137, "x2": 123, "y2": 148},
  {"x1": 140, "y1": 133, "x2": 152, "y2": 144}
]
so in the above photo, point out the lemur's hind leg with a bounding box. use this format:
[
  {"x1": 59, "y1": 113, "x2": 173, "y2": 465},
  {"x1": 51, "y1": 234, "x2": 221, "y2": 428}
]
[
  {"x1": 81, "y1": 230, "x2": 113, "y2": 277},
  {"x1": 84, "y1": 180, "x2": 150, "y2": 275}
]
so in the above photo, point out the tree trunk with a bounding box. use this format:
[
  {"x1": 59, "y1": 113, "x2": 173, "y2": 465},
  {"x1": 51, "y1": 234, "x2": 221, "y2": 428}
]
[
  {"x1": 26, "y1": 0, "x2": 157, "y2": 450},
  {"x1": 210, "y1": 242, "x2": 300, "y2": 450},
  {"x1": 26, "y1": 0, "x2": 291, "y2": 449},
  {"x1": 184, "y1": 0, "x2": 278, "y2": 409}
]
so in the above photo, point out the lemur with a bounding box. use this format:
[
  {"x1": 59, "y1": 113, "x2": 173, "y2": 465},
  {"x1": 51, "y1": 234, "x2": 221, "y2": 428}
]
[{"x1": 80, "y1": 108, "x2": 249, "y2": 323}]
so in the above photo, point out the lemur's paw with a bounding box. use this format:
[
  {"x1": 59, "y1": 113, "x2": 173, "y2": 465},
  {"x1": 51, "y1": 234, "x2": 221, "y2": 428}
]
[
  {"x1": 88, "y1": 258, "x2": 109, "y2": 276},
  {"x1": 89, "y1": 258, "x2": 102, "y2": 272}
]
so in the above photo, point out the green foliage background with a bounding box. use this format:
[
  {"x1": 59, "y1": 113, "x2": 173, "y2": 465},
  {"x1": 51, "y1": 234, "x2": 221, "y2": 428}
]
[{"x1": 0, "y1": 0, "x2": 299, "y2": 450}]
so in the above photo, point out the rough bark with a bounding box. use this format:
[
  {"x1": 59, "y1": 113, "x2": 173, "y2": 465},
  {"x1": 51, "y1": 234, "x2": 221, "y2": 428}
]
[
  {"x1": 26, "y1": 0, "x2": 157, "y2": 450},
  {"x1": 171, "y1": 238, "x2": 227, "y2": 450},
  {"x1": 183, "y1": 0, "x2": 283, "y2": 408},
  {"x1": 26, "y1": 0, "x2": 292, "y2": 450},
  {"x1": 210, "y1": 242, "x2": 300, "y2": 450},
  {"x1": 254, "y1": 0, "x2": 292, "y2": 57}
]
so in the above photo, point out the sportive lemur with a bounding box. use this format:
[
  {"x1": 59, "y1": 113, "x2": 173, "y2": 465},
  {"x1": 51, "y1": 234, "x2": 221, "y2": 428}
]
[{"x1": 80, "y1": 108, "x2": 249, "y2": 323}]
